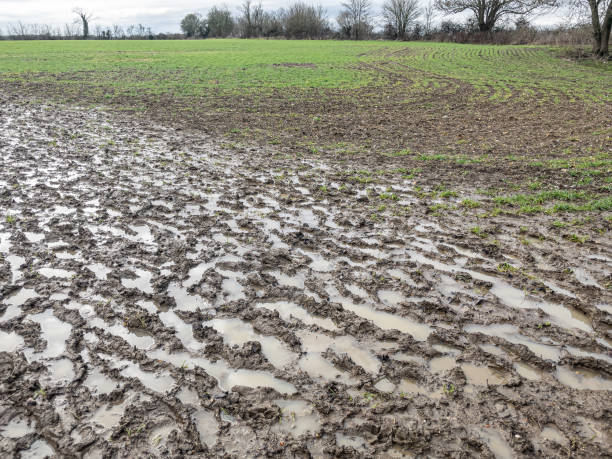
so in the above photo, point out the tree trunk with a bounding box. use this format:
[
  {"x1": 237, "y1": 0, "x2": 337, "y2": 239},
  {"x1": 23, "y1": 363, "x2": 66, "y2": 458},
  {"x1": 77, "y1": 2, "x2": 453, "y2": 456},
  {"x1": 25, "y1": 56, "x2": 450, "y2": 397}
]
[{"x1": 600, "y1": 4, "x2": 612, "y2": 56}]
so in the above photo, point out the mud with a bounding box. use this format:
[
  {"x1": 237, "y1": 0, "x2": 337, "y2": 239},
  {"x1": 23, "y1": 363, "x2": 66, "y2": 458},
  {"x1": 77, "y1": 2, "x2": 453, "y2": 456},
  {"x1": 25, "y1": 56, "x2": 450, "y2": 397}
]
[{"x1": 0, "y1": 95, "x2": 610, "y2": 458}]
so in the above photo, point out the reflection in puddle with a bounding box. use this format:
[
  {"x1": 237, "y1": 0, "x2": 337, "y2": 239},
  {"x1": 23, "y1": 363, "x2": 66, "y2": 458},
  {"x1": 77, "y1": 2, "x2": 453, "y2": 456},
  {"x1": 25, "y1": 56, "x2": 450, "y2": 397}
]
[
  {"x1": 21, "y1": 439, "x2": 54, "y2": 459},
  {"x1": 205, "y1": 318, "x2": 296, "y2": 369},
  {"x1": 327, "y1": 285, "x2": 431, "y2": 341},
  {"x1": 192, "y1": 409, "x2": 219, "y2": 448},
  {"x1": 256, "y1": 301, "x2": 337, "y2": 331},
  {"x1": 555, "y1": 366, "x2": 612, "y2": 391},
  {"x1": 24, "y1": 310, "x2": 72, "y2": 361},
  {"x1": 274, "y1": 399, "x2": 321, "y2": 436},
  {"x1": 476, "y1": 427, "x2": 513, "y2": 459},
  {"x1": 336, "y1": 432, "x2": 367, "y2": 451},
  {"x1": 0, "y1": 417, "x2": 35, "y2": 438},
  {"x1": 464, "y1": 324, "x2": 561, "y2": 361}
]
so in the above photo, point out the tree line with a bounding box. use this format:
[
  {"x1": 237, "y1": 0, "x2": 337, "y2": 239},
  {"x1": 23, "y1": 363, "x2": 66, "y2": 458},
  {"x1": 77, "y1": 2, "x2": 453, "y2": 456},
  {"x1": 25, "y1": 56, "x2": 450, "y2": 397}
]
[{"x1": 0, "y1": 0, "x2": 609, "y2": 56}]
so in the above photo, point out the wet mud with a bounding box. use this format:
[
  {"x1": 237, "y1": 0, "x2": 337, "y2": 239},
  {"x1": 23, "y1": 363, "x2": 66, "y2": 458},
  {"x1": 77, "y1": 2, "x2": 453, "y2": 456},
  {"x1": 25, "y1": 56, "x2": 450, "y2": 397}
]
[{"x1": 0, "y1": 96, "x2": 610, "y2": 458}]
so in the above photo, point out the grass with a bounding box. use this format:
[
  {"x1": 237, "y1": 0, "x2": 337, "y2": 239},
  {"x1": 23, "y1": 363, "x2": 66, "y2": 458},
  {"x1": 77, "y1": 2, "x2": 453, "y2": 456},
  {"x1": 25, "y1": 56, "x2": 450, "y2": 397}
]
[{"x1": 0, "y1": 40, "x2": 609, "y2": 100}]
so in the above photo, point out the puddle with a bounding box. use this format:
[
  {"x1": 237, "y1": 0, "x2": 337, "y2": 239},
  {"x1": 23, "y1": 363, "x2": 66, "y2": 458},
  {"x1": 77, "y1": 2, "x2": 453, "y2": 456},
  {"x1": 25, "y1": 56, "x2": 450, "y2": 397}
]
[
  {"x1": 46, "y1": 358, "x2": 75, "y2": 383},
  {"x1": 391, "y1": 352, "x2": 426, "y2": 365},
  {"x1": 91, "y1": 317, "x2": 155, "y2": 350},
  {"x1": 192, "y1": 410, "x2": 219, "y2": 448},
  {"x1": 555, "y1": 366, "x2": 612, "y2": 391},
  {"x1": 24, "y1": 310, "x2": 72, "y2": 361},
  {"x1": 536, "y1": 425, "x2": 568, "y2": 447},
  {"x1": 298, "y1": 353, "x2": 357, "y2": 385},
  {"x1": 475, "y1": 427, "x2": 513, "y2": 459},
  {"x1": 39, "y1": 267, "x2": 75, "y2": 279},
  {"x1": 177, "y1": 386, "x2": 200, "y2": 405},
  {"x1": 514, "y1": 362, "x2": 545, "y2": 381},
  {"x1": 274, "y1": 399, "x2": 321, "y2": 436},
  {"x1": 121, "y1": 268, "x2": 153, "y2": 294},
  {"x1": 87, "y1": 263, "x2": 112, "y2": 280},
  {"x1": 116, "y1": 360, "x2": 175, "y2": 393},
  {"x1": 6, "y1": 254, "x2": 25, "y2": 282},
  {"x1": 464, "y1": 324, "x2": 561, "y2": 361},
  {"x1": 429, "y1": 356, "x2": 457, "y2": 373},
  {"x1": 167, "y1": 282, "x2": 208, "y2": 311},
  {"x1": 21, "y1": 439, "x2": 54, "y2": 459},
  {"x1": 24, "y1": 232, "x2": 45, "y2": 243},
  {"x1": 150, "y1": 349, "x2": 296, "y2": 394},
  {"x1": 398, "y1": 379, "x2": 443, "y2": 399},
  {"x1": 0, "y1": 330, "x2": 25, "y2": 352},
  {"x1": 300, "y1": 249, "x2": 334, "y2": 272},
  {"x1": 0, "y1": 417, "x2": 35, "y2": 438},
  {"x1": 84, "y1": 367, "x2": 118, "y2": 395},
  {"x1": 92, "y1": 397, "x2": 130, "y2": 429},
  {"x1": 255, "y1": 301, "x2": 337, "y2": 331},
  {"x1": 205, "y1": 318, "x2": 296, "y2": 369},
  {"x1": 374, "y1": 378, "x2": 396, "y2": 393},
  {"x1": 336, "y1": 432, "x2": 367, "y2": 451},
  {"x1": 269, "y1": 270, "x2": 305, "y2": 289},
  {"x1": 327, "y1": 285, "x2": 431, "y2": 341},
  {"x1": 407, "y1": 250, "x2": 592, "y2": 332},
  {"x1": 297, "y1": 330, "x2": 380, "y2": 374},
  {"x1": 461, "y1": 364, "x2": 507, "y2": 386}
]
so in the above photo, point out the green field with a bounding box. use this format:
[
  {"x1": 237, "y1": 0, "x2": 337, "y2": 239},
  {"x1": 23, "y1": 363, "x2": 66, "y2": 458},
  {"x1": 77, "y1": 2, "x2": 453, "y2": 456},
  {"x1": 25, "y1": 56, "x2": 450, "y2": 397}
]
[{"x1": 0, "y1": 39, "x2": 609, "y2": 102}]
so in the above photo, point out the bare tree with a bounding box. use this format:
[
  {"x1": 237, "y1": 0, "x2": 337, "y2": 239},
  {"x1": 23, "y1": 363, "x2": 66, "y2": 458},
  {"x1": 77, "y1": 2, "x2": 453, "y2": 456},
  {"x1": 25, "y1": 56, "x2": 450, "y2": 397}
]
[
  {"x1": 566, "y1": 0, "x2": 611, "y2": 55},
  {"x1": 435, "y1": 0, "x2": 557, "y2": 32},
  {"x1": 382, "y1": 0, "x2": 421, "y2": 39},
  {"x1": 73, "y1": 8, "x2": 93, "y2": 39},
  {"x1": 339, "y1": 0, "x2": 372, "y2": 39},
  {"x1": 423, "y1": 0, "x2": 436, "y2": 35}
]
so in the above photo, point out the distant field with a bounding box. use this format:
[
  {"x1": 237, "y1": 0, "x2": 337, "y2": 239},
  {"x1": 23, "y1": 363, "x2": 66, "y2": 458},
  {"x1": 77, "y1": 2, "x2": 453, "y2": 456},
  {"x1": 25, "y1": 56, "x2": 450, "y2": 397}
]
[{"x1": 0, "y1": 39, "x2": 610, "y2": 100}]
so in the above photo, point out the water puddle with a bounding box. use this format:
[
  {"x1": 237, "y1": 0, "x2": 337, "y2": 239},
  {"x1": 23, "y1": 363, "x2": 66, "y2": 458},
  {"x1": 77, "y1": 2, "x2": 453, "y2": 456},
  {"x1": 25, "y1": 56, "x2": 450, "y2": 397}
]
[
  {"x1": 336, "y1": 433, "x2": 367, "y2": 451},
  {"x1": 297, "y1": 330, "x2": 380, "y2": 374},
  {"x1": 24, "y1": 310, "x2": 72, "y2": 361},
  {"x1": 256, "y1": 301, "x2": 337, "y2": 331},
  {"x1": 115, "y1": 360, "x2": 175, "y2": 393},
  {"x1": 205, "y1": 318, "x2": 296, "y2": 369},
  {"x1": 87, "y1": 263, "x2": 112, "y2": 280},
  {"x1": 397, "y1": 379, "x2": 443, "y2": 399},
  {"x1": 464, "y1": 324, "x2": 561, "y2": 361},
  {"x1": 24, "y1": 232, "x2": 45, "y2": 243},
  {"x1": 121, "y1": 268, "x2": 153, "y2": 294},
  {"x1": 0, "y1": 417, "x2": 35, "y2": 438},
  {"x1": 555, "y1": 366, "x2": 612, "y2": 391},
  {"x1": 461, "y1": 364, "x2": 507, "y2": 386},
  {"x1": 38, "y1": 267, "x2": 75, "y2": 279},
  {"x1": 21, "y1": 439, "x2": 54, "y2": 459},
  {"x1": 150, "y1": 349, "x2": 296, "y2": 394},
  {"x1": 407, "y1": 250, "x2": 592, "y2": 332},
  {"x1": 327, "y1": 285, "x2": 431, "y2": 340},
  {"x1": 274, "y1": 399, "x2": 321, "y2": 436},
  {"x1": 298, "y1": 353, "x2": 357, "y2": 385},
  {"x1": 0, "y1": 330, "x2": 25, "y2": 352},
  {"x1": 269, "y1": 270, "x2": 305, "y2": 289},
  {"x1": 536, "y1": 425, "x2": 568, "y2": 447},
  {"x1": 6, "y1": 254, "x2": 25, "y2": 282},
  {"x1": 192, "y1": 410, "x2": 219, "y2": 448},
  {"x1": 475, "y1": 427, "x2": 513, "y2": 459},
  {"x1": 514, "y1": 362, "x2": 545, "y2": 381},
  {"x1": 84, "y1": 367, "x2": 118, "y2": 395}
]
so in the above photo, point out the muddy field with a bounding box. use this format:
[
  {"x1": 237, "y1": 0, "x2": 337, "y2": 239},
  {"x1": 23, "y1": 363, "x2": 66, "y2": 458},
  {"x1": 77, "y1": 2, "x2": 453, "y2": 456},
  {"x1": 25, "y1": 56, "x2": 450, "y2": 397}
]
[{"x1": 0, "y1": 92, "x2": 611, "y2": 458}]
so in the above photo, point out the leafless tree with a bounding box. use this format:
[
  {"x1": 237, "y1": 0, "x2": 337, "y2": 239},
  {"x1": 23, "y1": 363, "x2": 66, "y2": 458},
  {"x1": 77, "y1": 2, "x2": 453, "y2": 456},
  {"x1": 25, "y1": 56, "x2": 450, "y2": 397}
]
[
  {"x1": 73, "y1": 8, "x2": 93, "y2": 38},
  {"x1": 339, "y1": 0, "x2": 372, "y2": 39},
  {"x1": 382, "y1": 0, "x2": 421, "y2": 39},
  {"x1": 435, "y1": 0, "x2": 557, "y2": 32},
  {"x1": 566, "y1": 0, "x2": 611, "y2": 55},
  {"x1": 424, "y1": 0, "x2": 436, "y2": 35},
  {"x1": 112, "y1": 24, "x2": 125, "y2": 39}
]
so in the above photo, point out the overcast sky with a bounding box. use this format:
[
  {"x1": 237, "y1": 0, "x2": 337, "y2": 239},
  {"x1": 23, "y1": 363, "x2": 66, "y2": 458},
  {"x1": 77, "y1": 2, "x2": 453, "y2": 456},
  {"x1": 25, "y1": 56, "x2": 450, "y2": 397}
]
[{"x1": 0, "y1": 0, "x2": 566, "y2": 34}]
